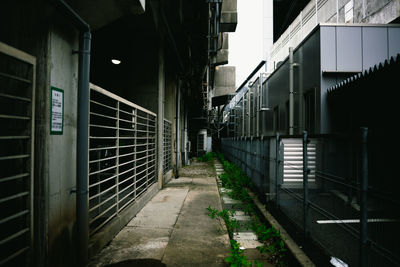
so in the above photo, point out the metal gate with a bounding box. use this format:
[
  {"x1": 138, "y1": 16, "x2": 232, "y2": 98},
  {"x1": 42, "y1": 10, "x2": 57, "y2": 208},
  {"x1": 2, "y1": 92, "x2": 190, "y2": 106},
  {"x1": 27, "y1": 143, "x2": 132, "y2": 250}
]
[
  {"x1": 0, "y1": 42, "x2": 35, "y2": 266},
  {"x1": 163, "y1": 119, "x2": 172, "y2": 174},
  {"x1": 88, "y1": 84, "x2": 157, "y2": 235}
]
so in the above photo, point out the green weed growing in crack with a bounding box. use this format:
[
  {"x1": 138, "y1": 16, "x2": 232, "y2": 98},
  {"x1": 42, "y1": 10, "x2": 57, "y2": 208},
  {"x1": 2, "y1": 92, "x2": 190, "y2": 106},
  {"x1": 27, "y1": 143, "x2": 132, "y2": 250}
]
[
  {"x1": 215, "y1": 152, "x2": 288, "y2": 267},
  {"x1": 206, "y1": 206, "x2": 239, "y2": 238},
  {"x1": 252, "y1": 220, "x2": 287, "y2": 266},
  {"x1": 225, "y1": 239, "x2": 252, "y2": 267}
]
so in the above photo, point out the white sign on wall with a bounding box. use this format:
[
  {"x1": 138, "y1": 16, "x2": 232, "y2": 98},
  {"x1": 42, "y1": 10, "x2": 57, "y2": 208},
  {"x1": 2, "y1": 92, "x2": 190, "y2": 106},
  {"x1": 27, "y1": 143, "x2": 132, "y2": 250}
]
[{"x1": 50, "y1": 87, "x2": 64, "y2": 135}]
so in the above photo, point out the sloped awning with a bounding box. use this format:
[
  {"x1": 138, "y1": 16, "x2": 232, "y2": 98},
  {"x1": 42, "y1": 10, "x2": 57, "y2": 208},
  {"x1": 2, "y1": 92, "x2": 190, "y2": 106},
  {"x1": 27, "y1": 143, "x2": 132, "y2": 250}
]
[{"x1": 327, "y1": 54, "x2": 400, "y2": 97}]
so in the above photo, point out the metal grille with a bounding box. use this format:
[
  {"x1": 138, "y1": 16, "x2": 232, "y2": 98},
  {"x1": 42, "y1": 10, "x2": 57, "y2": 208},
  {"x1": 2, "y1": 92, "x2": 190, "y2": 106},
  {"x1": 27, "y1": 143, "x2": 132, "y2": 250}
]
[
  {"x1": 0, "y1": 42, "x2": 35, "y2": 266},
  {"x1": 282, "y1": 138, "x2": 316, "y2": 187},
  {"x1": 88, "y1": 84, "x2": 156, "y2": 236},
  {"x1": 197, "y1": 133, "x2": 205, "y2": 155},
  {"x1": 163, "y1": 119, "x2": 172, "y2": 174}
]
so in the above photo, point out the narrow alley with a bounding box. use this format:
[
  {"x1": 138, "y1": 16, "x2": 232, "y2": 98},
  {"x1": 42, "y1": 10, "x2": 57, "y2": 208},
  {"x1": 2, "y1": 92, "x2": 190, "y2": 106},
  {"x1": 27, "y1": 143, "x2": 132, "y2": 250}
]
[
  {"x1": 88, "y1": 160, "x2": 230, "y2": 267},
  {"x1": 2, "y1": 0, "x2": 400, "y2": 266}
]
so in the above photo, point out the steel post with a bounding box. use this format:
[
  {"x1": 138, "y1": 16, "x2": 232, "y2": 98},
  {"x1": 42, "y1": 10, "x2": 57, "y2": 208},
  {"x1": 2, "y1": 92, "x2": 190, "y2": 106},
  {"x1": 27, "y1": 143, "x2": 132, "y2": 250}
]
[
  {"x1": 360, "y1": 127, "x2": 368, "y2": 266},
  {"x1": 275, "y1": 133, "x2": 280, "y2": 207},
  {"x1": 303, "y1": 131, "x2": 310, "y2": 238},
  {"x1": 289, "y1": 47, "x2": 294, "y2": 135}
]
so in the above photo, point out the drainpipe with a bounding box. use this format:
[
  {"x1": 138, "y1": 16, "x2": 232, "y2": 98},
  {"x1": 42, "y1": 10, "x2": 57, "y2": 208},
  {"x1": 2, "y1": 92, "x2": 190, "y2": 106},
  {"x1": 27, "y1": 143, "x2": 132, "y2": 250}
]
[
  {"x1": 175, "y1": 79, "x2": 181, "y2": 178},
  {"x1": 184, "y1": 111, "x2": 188, "y2": 164},
  {"x1": 289, "y1": 47, "x2": 298, "y2": 135},
  {"x1": 76, "y1": 29, "x2": 91, "y2": 267},
  {"x1": 158, "y1": 32, "x2": 165, "y2": 189},
  {"x1": 54, "y1": 0, "x2": 91, "y2": 265}
]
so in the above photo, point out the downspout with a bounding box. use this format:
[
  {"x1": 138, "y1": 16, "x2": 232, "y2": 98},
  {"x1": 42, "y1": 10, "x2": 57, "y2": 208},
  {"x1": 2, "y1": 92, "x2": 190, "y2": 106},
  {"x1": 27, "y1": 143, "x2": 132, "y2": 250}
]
[
  {"x1": 184, "y1": 111, "x2": 188, "y2": 164},
  {"x1": 54, "y1": 0, "x2": 91, "y2": 265},
  {"x1": 76, "y1": 29, "x2": 91, "y2": 267},
  {"x1": 158, "y1": 31, "x2": 165, "y2": 189},
  {"x1": 175, "y1": 79, "x2": 181, "y2": 178},
  {"x1": 289, "y1": 47, "x2": 298, "y2": 135}
]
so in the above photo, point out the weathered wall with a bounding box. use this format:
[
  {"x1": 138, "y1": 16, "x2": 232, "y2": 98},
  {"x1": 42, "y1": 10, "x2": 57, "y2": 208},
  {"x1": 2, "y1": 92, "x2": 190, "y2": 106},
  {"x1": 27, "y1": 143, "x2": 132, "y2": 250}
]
[
  {"x1": 164, "y1": 71, "x2": 177, "y2": 176},
  {"x1": 0, "y1": 1, "x2": 77, "y2": 266},
  {"x1": 354, "y1": 0, "x2": 400, "y2": 23},
  {"x1": 47, "y1": 18, "x2": 79, "y2": 267}
]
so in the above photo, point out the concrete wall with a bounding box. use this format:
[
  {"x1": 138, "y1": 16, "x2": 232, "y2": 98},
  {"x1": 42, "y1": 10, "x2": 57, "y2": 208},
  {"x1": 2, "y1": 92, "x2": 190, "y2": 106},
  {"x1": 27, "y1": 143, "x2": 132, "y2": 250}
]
[
  {"x1": 1, "y1": 2, "x2": 79, "y2": 266},
  {"x1": 164, "y1": 71, "x2": 177, "y2": 179},
  {"x1": 354, "y1": 0, "x2": 400, "y2": 23},
  {"x1": 47, "y1": 19, "x2": 79, "y2": 267},
  {"x1": 216, "y1": 33, "x2": 229, "y2": 65}
]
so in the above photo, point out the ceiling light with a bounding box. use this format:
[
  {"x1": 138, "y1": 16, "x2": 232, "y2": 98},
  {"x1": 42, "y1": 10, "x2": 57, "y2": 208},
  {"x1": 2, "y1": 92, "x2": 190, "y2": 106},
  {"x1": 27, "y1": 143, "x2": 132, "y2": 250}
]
[{"x1": 111, "y1": 59, "x2": 121, "y2": 65}]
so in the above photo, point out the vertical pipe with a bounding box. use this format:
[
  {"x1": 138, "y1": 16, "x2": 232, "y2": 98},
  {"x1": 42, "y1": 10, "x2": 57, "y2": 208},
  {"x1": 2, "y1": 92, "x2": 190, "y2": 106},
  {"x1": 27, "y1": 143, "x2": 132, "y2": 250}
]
[
  {"x1": 247, "y1": 92, "x2": 251, "y2": 137},
  {"x1": 158, "y1": 32, "x2": 165, "y2": 188},
  {"x1": 175, "y1": 79, "x2": 180, "y2": 178},
  {"x1": 77, "y1": 30, "x2": 91, "y2": 266},
  {"x1": 184, "y1": 112, "x2": 188, "y2": 165},
  {"x1": 303, "y1": 131, "x2": 309, "y2": 239},
  {"x1": 215, "y1": 2, "x2": 220, "y2": 53},
  {"x1": 289, "y1": 47, "x2": 294, "y2": 135},
  {"x1": 256, "y1": 79, "x2": 260, "y2": 137},
  {"x1": 242, "y1": 98, "x2": 245, "y2": 137},
  {"x1": 360, "y1": 127, "x2": 368, "y2": 267},
  {"x1": 275, "y1": 133, "x2": 280, "y2": 207},
  {"x1": 362, "y1": 0, "x2": 366, "y2": 19},
  {"x1": 207, "y1": 3, "x2": 211, "y2": 55},
  {"x1": 336, "y1": 0, "x2": 339, "y2": 23}
]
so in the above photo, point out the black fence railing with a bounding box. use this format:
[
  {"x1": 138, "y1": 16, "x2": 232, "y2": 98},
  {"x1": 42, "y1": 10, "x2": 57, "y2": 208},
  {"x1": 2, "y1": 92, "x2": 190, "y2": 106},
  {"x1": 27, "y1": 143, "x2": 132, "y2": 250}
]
[{"x1": 221, "y1": 129, "x2": 400, "y2": 266}]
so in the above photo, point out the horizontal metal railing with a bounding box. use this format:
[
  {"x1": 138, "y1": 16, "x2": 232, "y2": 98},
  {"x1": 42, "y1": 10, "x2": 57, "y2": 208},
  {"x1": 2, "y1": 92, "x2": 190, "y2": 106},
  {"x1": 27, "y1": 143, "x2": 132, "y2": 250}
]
[
  {"x1": 0, "y1": 42, "x2": 36, "y2": 266},
  {"x1": 163, "y1": 119, "x2": 172, "y2": 175},
  {"x1": 88, "y1": 83, "x2": 157, "y2": 236}
]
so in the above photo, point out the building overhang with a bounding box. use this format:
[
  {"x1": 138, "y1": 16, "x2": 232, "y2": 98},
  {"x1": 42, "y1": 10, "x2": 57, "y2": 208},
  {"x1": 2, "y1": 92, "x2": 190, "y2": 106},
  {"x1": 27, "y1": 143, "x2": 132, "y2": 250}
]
[{"x1": 67, "y1": 0, "x2": 145, "y2": 30}]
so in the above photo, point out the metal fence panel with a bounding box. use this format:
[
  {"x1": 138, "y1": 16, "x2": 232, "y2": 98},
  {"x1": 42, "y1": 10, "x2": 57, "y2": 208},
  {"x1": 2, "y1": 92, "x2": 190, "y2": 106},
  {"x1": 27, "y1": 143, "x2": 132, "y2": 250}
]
[
  {"x1": 0, "y1": 42, "x2": 36, "y2": 266},
  {"x1": 88, "y1": 84, "x2": 156, "y2": 236},
  {"x1": 163, "y1": 119, "x2": 172, "y2": 174},
  {"x1": 222, "y1": 131, "x2": 400, "y2": 266}
]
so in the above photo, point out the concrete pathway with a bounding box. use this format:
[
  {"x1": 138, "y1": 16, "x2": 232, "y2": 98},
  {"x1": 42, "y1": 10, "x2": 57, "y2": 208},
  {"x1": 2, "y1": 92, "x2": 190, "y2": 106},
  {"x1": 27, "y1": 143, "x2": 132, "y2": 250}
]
[{"x1": 88, "y1": 160, "x2": 230, "y2": 267}]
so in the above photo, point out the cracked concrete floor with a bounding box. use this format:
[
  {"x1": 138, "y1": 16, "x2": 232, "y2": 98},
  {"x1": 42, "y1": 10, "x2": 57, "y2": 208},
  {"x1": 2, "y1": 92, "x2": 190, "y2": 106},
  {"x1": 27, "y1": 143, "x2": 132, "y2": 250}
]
[{"x1": 88, "y1": 160, "x2": 230, "y2": 267}]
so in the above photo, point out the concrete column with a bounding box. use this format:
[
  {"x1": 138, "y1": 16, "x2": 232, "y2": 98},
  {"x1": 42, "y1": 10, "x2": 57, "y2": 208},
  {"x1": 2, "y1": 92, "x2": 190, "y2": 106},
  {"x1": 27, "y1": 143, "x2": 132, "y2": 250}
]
[{"x1": 157, "y1": 32, "x2": 165, "y2": 189}]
